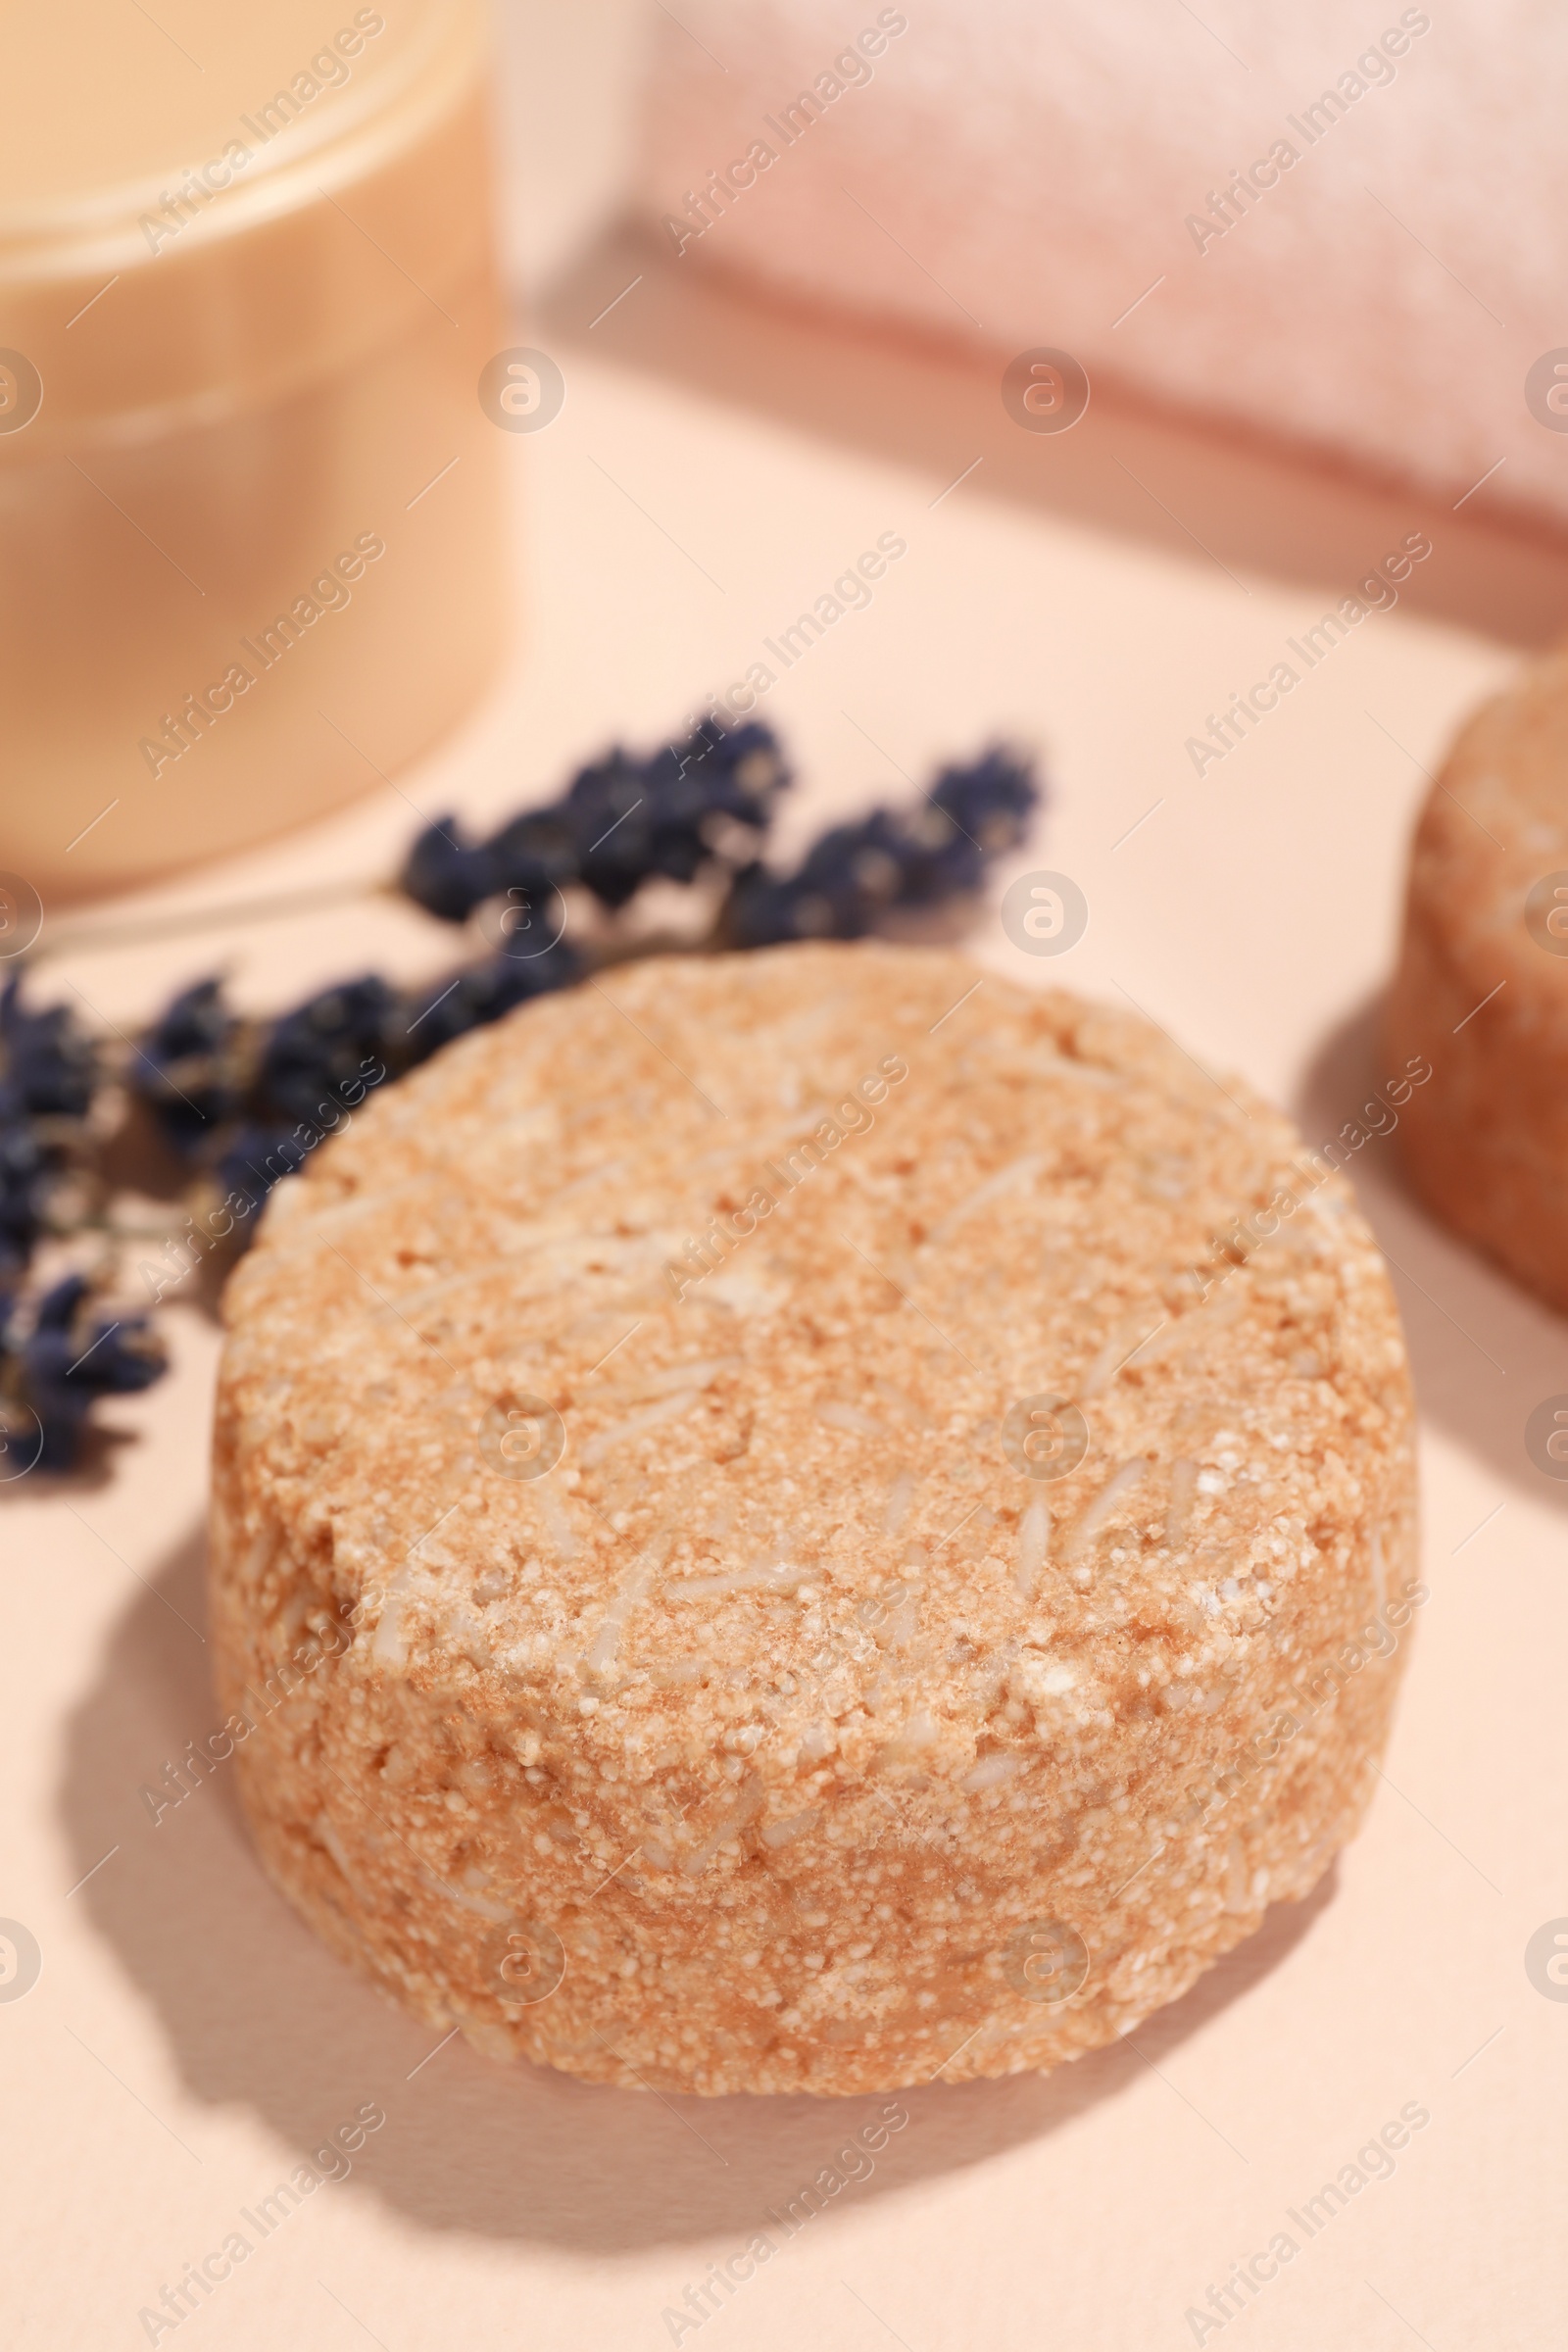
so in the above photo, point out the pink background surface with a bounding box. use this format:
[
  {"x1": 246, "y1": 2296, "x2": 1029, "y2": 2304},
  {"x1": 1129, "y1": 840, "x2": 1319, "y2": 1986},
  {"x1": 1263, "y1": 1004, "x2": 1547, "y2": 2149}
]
[{"x1": 7, "y1": 177, "x2": 1568, "y2": 2352}]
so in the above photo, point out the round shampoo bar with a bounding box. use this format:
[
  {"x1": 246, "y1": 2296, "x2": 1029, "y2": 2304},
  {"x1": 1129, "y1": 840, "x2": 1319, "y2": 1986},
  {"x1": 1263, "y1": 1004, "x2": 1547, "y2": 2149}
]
[
  {"x1": 212, "y1": 944, "x2": 1418, "y2": 2095},
  {"x1": 1387, "y1": 647, "x2": 1568, "y2": 1311}
]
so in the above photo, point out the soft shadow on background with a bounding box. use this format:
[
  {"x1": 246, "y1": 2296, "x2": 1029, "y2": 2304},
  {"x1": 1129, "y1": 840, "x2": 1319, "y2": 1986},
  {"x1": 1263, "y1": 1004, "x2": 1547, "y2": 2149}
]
[
  {"x1": 62, "y1": 1528, "x2": 1334, "y2": 2254},
  {"x1": 1297, "y1": 993, "x2": 1568, "y2": 1515},
  {"x1": 544, "y1": 228, "x2": 1568, "y2": 653}
]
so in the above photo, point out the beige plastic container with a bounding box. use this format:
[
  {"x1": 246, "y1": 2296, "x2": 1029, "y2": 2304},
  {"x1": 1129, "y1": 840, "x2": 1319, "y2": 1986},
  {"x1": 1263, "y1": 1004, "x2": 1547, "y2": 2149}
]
[{"x1": 0, "y1": 0, "x2": 509, "y2": 901}]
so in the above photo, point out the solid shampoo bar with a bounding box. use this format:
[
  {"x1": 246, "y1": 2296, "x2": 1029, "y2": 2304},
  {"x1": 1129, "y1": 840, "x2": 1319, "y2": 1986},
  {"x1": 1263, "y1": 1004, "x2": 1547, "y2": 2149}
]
[{"x1": 212, "y1": 944, "x2": 1418, "y2": 2094}]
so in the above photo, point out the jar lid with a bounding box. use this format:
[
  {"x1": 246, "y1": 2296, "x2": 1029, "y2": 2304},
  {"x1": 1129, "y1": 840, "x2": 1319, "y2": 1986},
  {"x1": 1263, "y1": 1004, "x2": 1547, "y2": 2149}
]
[{"x1": 0, "y1": 0, "x2": 491, "y2": 440}]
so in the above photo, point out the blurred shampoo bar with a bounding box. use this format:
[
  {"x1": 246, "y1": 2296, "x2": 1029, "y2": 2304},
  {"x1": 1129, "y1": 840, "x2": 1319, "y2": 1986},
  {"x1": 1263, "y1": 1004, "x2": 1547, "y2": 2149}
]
[{"x1": 0, "y1": 0, "x2": 508, "y2": 898}]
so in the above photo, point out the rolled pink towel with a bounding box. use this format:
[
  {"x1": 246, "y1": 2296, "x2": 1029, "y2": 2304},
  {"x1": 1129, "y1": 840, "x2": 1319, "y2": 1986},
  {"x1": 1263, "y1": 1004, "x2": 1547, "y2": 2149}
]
[{"x1": 635, "y1": 0, "x2": 1568, "y2": 527}]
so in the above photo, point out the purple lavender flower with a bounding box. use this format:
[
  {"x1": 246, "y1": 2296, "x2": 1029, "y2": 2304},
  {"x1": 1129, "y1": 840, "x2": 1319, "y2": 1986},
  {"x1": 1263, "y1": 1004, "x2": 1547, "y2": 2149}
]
[
  {"x1": 126, "y1": 977, "x2": 242, "y2": 1155},
  {"x1": 255, "y1": 976, "x2": 399, "y2": 1128},
  {"x1": 0, "y1": 972, "x2": 95, "y2": 1118},
  {"x1": 11, "y1": 1275, "x2": 166, "y2": 1471},
  {"x1": 724, "y1": 747, "x2": 1040, "y2": 948},
  {"x1": 402, "y1": 943, "x2": 583, "y2": 1064},
  {"x1": 398, "y1": 820, "x2": 503, "y2": 924},
  {"x1": 397, "y1": 717, "x2": 792, "y2": 921},
  {"x1": 0, "y1": 1089, "x2": 46, "y2": 1282}
]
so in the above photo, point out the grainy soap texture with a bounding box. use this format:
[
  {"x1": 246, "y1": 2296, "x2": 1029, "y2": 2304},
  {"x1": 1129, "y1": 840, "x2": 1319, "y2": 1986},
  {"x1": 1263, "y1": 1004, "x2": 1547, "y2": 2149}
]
[
  {"x1": 1388, "y1": 646, "x2": 1568, "y2": 1312},
  {"x1": 212, "y1": 943, "x2": 1417, "y2": 2096}
]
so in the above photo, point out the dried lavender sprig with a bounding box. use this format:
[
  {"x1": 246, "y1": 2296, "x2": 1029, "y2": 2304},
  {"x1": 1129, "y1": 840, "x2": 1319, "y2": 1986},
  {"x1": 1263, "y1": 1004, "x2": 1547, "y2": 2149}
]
[
  {"x1": 2, "y1": 1275, "x2": 166, "y2": 1472},
  {"x1": 399, "y1": 715, "x2": 792, "y2": 921},
  {"x1": 0, "y1": 716, "x2": 1044, "y2": 1471}
]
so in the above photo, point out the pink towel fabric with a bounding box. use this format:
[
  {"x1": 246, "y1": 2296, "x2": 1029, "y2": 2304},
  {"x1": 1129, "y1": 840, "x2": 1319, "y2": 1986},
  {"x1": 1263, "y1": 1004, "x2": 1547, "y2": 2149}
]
[{"x1": 636, "y1": 1, "x2": 1568, "y2": 530}]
